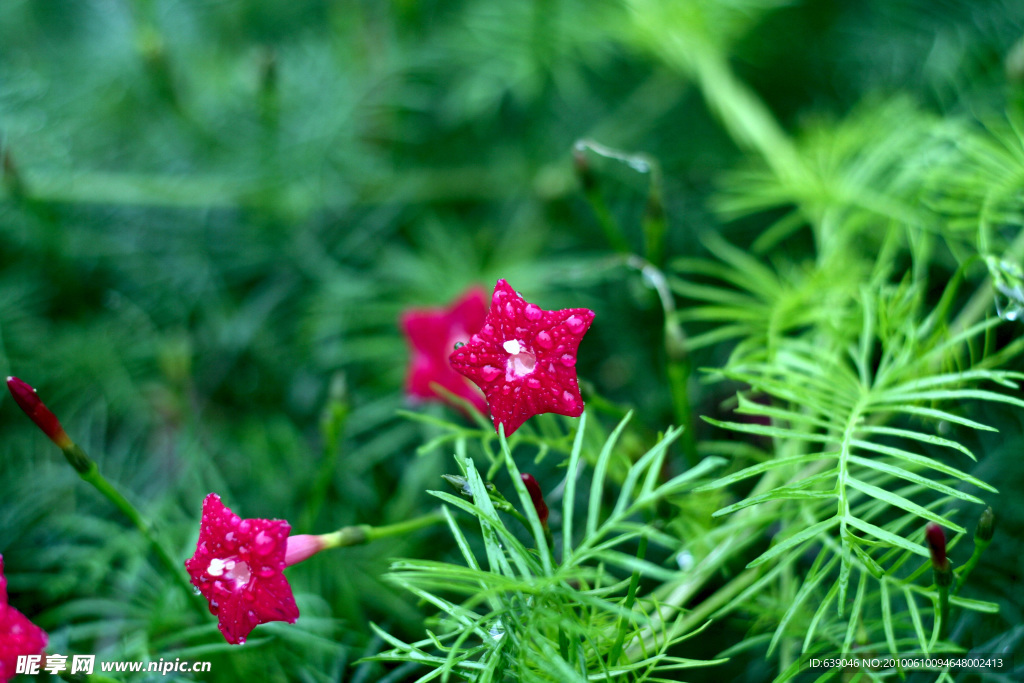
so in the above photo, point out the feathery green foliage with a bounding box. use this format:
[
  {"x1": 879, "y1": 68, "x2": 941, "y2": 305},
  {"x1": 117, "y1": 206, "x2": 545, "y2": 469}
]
[{"x1": 2, "y1": 0, "x2": 1024, "y2": 681}]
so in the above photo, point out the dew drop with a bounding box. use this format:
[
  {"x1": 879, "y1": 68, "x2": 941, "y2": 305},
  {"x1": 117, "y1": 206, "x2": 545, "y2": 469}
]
[
  {"x1": 505, "y1": 302, "x2": 515, "y2": 318},
  {"x1": 253, "y1": 530, "x2": 274, "y2": 555},
  {"x1": 524, "y1": 304, "x2": 542, "y2": 321},
  {"x1": 987, "y1": 256, "x2": 1024, "y2": 321},
  {"x1": 560, "y1": 354, "x2": 576, "y2": 367},
  {"x1": 480, "y1": 365, "x2": 501, "y2": 382},
  {"x1": 526, "y1": 378, "x2": 541, "y2": 389},
  {"x1": 481, "y1": 324, "x2": 495, "y2": 338},
  {"x1": 238, "y1": 520, "x2": 251, "y2": 533},
  {"x1": 562, "y1": 391, "x2": 576, "y2": 409},
  {"x1": 502, "y1": 384, "x2": 512, "y2": 395},
  {"x1": 565, "y1": 315, "x2": 585, "y2": 334},
  {"x1": 535, "y1": 330, "x2": 553, "y2": 349},
  {"x1": 469, "y1": 353, "x2": 478, "y2": 363},
  {"x1": 492, "y1": 289, "x2": 504, "y2": 305}
]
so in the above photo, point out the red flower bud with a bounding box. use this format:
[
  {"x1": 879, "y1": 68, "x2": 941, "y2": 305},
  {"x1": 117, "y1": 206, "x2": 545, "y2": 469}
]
[
  {"x1": 6, "y1": 377, "x2": 73, "y2": 450},
  {"x1": 520, "y1": 473, "x2": 549, "y2": 526},
  {"x1": 925, "y1": 523, "x2": 950, "y2": 572}
]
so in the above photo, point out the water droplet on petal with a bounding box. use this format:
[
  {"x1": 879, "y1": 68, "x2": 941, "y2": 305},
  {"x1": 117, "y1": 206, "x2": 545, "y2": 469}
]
[
  {"x1": 505, "y1": 302, "x2": 515, "y2": 318},
  {"x1": 560, "y1": 354, "x2": 576, "y2": 367},
  {"x1": 481, "y1": 324, "x2": 495, "y2": 338},
  {"x1": 480, "y1": 365, "x2": 501, "y2": 381},
  {"x1": 469, "y1": 353, "x2": 478, "y2": 363},
  {"x1": 238, "y1": 520, "x2": 251, "y2": 533},
  {"x1": 253, "y1": 530, "x2": 275, "y2": 555},
  {"x1": 502, "y1": 384, "x2": 512, "y2": 395},
  {"x1": 565, "y1": 315, "x2": 585, "y2": 334},
  {"x1": 492, "y1": 290, "x2": 504, "y2": 305},
  {"x1": 526, "y1": 378, "x2": 541, "y2": 389},
  {"x1": 535, "y1": 330, "x2": 553, "y2": 349},
  {"x1": 562, "y1": 391, "x2": 576, "y2": 409},
  {"x1": 524, "y1": 304, "x2": 542, "y2": 321}
]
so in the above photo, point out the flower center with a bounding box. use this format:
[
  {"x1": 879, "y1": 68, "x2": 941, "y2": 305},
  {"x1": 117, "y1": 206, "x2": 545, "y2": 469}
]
[
  {"x1": 208, "y1": 557, "x2": 252, "y2": 588},
  {"x1": 503, "y1": 339, "x2": 536, "y2": 380}
]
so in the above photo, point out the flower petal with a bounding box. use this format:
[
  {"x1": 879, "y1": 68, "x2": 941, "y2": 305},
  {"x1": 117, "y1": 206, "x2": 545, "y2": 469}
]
[{"x1": 450, "y1": 279, "x2": 594, "y2": 435}]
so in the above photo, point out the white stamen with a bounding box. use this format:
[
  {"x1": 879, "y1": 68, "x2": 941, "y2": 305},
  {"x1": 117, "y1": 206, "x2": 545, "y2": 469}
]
[{"x1": 503, "y1": 339, "x2": 522, "y2": 354}]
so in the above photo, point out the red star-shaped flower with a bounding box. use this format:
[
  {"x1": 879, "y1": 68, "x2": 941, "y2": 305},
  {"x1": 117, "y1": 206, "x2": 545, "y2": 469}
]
[
  {"x1": 449, "y1": 279, "x2": 594, "y2": 435},
  {"x1": 401, "y1": 286, "x2": 488, "y2": 414},
  {"x1": 0, "y1": 555, "x2": 48, "y2": 683},
  {"x1": 185, "y1": 494, "x2": 299, "y2": 645}
]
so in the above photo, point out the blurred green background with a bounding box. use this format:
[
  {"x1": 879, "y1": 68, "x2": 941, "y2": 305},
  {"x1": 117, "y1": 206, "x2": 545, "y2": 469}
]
[{"x1": 2, "y1": 0, "x2": 1023, "y2": 680}]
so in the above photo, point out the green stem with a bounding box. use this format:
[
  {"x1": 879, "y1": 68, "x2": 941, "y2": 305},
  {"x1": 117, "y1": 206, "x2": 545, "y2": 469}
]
[
  {"x1": 953, "y1": 537, "x2": 990, "y2": 596},
  {"x1": 642, "y1": 167, "x2": 667, "y2": 267},
  {"x1": 937, "y1": 583, "x2": 950, "y2": 641},
  {"x1": 625, "y1": 255, "x2": 698, "y2": 464},
  {"x1": 71, "y1": 455, "x2": 208, "y2": 619},
  {"x1": 366, "y1": 511, "x2": 448, "y2": 542},
  {"x1": 320, "y1": 511, "x2": 447, "y2": 549},
  {"x1": 584, "y1": 186, "x2": 631, "y2": 254}
]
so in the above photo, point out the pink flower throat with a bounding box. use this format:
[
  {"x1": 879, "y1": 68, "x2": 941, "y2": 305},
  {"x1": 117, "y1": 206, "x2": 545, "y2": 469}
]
[{"x1": 502, "y1": 339, "x2": 536, "y2": 381}]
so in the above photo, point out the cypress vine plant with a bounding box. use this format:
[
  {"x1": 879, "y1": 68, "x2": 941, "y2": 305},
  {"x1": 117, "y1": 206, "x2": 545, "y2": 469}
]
[{"x1": 2, "y1": 1, "x2": 1023, "y2": 682}]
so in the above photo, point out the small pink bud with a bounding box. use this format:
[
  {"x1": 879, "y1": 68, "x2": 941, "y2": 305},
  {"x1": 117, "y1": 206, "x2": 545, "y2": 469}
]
[
  {"x1": 284, "y1": 534, "x2": 327, "y2": 567},
  {"x1": 521, "y1": 473, "x2": 549, "y2": 526},
  {"x1": 6, "y1": 377, "x2": 73, "y2": 450},
  {"x1": 925, "y1": 523, "x2": 949, "y2": 572}
]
